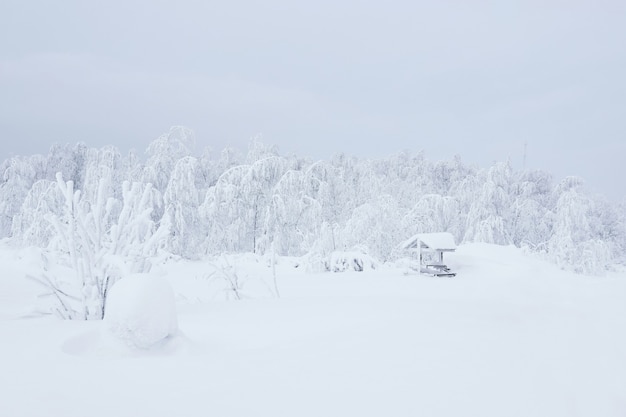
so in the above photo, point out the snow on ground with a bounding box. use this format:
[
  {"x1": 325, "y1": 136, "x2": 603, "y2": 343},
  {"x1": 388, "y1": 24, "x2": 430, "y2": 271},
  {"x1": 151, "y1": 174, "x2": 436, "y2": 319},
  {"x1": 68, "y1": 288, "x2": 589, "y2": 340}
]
[{"x1": 0, "y1": 242, "x2": 625, "y2": 417}]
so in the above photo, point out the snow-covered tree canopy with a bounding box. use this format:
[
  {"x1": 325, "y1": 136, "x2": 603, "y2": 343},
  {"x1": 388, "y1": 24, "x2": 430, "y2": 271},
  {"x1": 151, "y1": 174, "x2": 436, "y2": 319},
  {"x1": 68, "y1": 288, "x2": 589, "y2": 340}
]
[{"x1": 2, "y1": 126, "x2": 624, "y2": 276}]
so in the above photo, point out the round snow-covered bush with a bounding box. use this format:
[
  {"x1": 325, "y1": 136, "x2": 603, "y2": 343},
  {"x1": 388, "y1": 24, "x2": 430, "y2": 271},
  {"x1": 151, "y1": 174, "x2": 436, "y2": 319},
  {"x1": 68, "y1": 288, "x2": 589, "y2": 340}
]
[{"x1": 103, "y1": 274, "x2": 178, "y2": 349}]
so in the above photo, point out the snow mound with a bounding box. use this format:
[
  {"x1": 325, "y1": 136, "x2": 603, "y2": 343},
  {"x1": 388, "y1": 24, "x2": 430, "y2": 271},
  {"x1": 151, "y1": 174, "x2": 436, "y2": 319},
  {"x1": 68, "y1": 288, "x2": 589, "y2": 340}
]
[{"x1": 103, "y1": 274, "x2": 178, "y2": 350}]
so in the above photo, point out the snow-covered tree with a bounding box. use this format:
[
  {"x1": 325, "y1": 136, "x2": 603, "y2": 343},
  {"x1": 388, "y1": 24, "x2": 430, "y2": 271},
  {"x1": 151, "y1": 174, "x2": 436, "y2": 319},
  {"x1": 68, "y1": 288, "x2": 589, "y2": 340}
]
[
  {"x1": 11, "y1": 179, "x2": 63, "y2": 247},
  {"x1": 403, "y1": 194, "x2": 462, "y2": 243},
  {"x1": 509, "y1": 169, "x2": 553, "y2": 250},
  {"x1": 342, "y1": 195, "x2": 401, "y2": 261},
  {"x1": 200, "y1": 165, "x2": 251, "y2": 254},
  {"x1": 547, "y1": 177, "x2": 611, "y2": 274},
  {"x1": 143, "y1": 126, "x2": 196, "y2": 192},
  {"x1": 163, "y1": 156, "x2": 201, "y2": 256},
  {"x1": 464, "y1": 162, "x2": 514, "y2": 245},
  {"x1": 265, "y1": 169, "x2": 323, "y2": 256},
  {"x1": 0, "y1": 157, "x2": 37, "y2": 237},
  {"x1": 45, "y1": 143, "x2": 87, "y2": 189}
]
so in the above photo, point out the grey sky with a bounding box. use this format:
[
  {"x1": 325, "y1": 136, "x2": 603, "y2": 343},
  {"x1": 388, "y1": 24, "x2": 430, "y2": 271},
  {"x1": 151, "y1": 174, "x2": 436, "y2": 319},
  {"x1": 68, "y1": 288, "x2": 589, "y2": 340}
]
[{"x1": 1, "y1": 1, "x2": 625, "y2": 200}]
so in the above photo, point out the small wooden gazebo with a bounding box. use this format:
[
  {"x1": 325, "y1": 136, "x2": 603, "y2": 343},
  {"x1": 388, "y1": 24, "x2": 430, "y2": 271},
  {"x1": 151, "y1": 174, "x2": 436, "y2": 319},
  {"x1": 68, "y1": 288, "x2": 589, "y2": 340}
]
[{"x1": 401, "y1": 232, "x2": 457, "y2": 277}]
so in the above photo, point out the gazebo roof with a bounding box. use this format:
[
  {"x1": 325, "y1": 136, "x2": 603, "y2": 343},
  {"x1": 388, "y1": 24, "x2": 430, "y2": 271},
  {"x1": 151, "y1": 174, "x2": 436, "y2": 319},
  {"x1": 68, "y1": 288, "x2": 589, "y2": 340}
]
[{"x1": 401, "y1": 232, "x2": 457, "y2": 251}]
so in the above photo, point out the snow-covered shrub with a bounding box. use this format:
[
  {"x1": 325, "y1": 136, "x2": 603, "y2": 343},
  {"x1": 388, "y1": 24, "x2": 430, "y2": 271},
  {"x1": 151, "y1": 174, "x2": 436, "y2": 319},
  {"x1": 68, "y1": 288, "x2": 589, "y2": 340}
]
[
  {"x1": 103, "y1": 274, "x2": 178, "y2": 349},
  {"x1": 301, "y1": 250, "x2": 329, "y2": 273},
  {"x1": 206, "y1": 256, "x2": 247, "y2": 300},
  {"x1": 326, "y1": 250, "x2": 378, "y2": 272},
  {"x1": 206, "y1": 253, "x2": 279, "y2": 299},
  {"x1": 37, "y1": 173, "x2": 169, "y2": 319}
]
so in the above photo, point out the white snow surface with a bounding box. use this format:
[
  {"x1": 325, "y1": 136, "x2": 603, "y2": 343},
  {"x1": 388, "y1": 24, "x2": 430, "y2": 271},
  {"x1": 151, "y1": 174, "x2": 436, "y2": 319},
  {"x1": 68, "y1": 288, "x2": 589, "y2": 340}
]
[
  {"x1": 103, "y1": 274, "x2": 178, "y2": 350},
  {"x1": 1, "y1": 242, "x2": 625, "y2": 417}
]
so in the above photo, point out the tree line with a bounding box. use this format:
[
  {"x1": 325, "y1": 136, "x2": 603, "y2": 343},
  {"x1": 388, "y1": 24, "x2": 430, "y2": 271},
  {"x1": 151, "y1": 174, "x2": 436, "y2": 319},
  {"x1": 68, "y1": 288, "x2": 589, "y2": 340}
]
[{"x1": 1, "y1": 126, "x2": 624, "y2": 281}]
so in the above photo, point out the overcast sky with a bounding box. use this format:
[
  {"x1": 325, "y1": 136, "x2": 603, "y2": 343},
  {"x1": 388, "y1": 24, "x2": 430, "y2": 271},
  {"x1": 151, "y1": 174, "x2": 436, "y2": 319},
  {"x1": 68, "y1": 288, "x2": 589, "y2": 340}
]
[{"x1": 1, "y1": 0, "x2": 625, "y2": 200}]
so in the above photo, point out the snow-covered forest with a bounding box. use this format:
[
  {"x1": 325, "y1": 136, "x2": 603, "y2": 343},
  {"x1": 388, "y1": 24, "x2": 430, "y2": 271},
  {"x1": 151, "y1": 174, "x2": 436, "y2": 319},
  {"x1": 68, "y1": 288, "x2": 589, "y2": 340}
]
[{"x1": 2, "y1": 127, "x2": 624, "y2": 278}]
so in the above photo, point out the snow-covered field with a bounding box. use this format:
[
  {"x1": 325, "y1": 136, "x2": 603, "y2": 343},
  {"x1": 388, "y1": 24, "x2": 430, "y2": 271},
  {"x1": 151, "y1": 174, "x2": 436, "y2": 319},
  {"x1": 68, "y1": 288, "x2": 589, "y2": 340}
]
[{"x1": 1, "y1": 243, "x2": 625, "y2": 417}]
